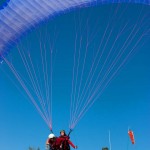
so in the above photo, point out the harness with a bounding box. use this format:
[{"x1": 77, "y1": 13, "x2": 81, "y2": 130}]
[{"x1": 60, "y1": 137, "x2": 70, "y2": 150}]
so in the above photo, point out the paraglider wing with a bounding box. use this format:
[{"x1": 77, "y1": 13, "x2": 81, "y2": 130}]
[
  {"x1": 0, "y1": 0, "x2": 150, "y2": 59},
  {"x1": 0, "y1": 0, "x2": 10, "y2": 8},
  {"x1": 128, "y1": 130, "x2": 135, "y2": 144}
]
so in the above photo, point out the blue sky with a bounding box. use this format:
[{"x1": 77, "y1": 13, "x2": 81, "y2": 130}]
[{"x1": 0, "y1": 3, "x2": 150, "y2": 150}]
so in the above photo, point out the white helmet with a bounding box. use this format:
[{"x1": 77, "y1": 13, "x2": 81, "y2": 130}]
[{"x1": 48, "y1": 133, "x2": 55, "y2": 139}]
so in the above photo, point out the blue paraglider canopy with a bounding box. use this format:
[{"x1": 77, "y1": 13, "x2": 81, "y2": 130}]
[
  {"x1": 0, "y1": 0, "x2": 150, "y2": 59},
  {"x1": 0, "y1": 0, "x2": 10, "y2": 9}
]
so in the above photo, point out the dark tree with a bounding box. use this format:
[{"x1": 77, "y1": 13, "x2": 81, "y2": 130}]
[{"x1": 28, "y1": 146, "x2": 40, "y2": 150}]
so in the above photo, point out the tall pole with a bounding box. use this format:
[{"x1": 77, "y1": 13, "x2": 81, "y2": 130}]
[{"x1": 109, "y1": 130, "x2": 112, "y2": 150}]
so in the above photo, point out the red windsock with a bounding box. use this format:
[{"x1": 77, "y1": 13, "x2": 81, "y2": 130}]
[{"x1": 128, "y1": 130, "x2": 135, "y2": 144}]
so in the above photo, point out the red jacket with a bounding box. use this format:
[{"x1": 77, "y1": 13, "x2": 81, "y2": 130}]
[
  {"x1": 47, "y1": 138, "x2": 60, "y2": 149},
  {"x1": 58, "y1": 136, "x2": 76, "y2": 149}
]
